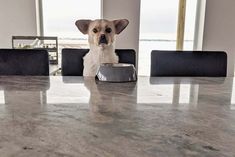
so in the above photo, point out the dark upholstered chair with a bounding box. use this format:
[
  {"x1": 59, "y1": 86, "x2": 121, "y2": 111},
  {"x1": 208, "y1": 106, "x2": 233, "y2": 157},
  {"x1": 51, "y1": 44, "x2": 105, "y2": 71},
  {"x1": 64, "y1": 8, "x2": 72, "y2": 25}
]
[
  {"x1": 0, "y1": 49, "x2": 49, "y2": 76},
  {"x1": 62, "y1": 48, "x2": 136, "y2": 76},
  {"x1": 151, "y1": 50, "x2": 227, "y2": 77}
]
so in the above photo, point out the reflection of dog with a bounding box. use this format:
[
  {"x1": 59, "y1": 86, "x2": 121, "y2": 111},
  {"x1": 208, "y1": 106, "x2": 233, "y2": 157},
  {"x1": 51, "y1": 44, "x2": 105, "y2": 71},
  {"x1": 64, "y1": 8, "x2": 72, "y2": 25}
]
[
  {"x1": 84, "y1": 78, "x2": 137, "y2": 123},
  {"x1": 75, "y1": 19, "x2": 129, "y2": 76}
]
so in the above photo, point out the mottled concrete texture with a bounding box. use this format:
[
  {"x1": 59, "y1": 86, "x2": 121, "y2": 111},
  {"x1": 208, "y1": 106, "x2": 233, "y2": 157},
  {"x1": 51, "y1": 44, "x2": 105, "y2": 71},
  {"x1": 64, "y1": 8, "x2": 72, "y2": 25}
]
[{"x1": 0, "y1": 76, "x2": 235, "y2": 157}]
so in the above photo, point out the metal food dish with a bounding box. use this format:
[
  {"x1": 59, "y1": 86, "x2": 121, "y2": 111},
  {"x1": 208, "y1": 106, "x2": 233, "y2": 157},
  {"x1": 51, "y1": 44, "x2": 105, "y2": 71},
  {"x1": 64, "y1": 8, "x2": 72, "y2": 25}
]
[{"x1": 96, "y1": 63, "x2": 137, "y2": 82}]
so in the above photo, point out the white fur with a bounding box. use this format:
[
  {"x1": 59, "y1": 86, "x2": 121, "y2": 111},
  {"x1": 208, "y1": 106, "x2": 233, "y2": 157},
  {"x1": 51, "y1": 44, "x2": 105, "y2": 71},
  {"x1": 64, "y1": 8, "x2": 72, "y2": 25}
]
[
  {"x1": 83, "y1": 44, "x2": 118, "y2": 76},
  {"x1": 75, "y1": 19, "x2": 129, "y2": 76}
]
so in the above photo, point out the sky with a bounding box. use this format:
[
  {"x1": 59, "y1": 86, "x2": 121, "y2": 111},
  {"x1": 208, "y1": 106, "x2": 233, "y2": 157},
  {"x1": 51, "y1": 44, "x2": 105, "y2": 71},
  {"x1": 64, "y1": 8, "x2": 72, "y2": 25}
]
[{"x1": 43, "y1": 0, "x2": 197, "y2": 40}]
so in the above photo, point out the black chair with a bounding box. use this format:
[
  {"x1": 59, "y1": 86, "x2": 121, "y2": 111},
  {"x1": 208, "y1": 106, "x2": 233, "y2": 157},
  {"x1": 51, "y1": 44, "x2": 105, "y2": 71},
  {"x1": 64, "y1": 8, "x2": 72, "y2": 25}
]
[
  {"x1": 62, "y1": 48, "x2": 136, "y2": 76},
  {"x1": 151, "y1": 50, "x2": 227, "y2": 77},
  {"x1": 0, "y1": 49, "x2": 49, "y2": 76}
]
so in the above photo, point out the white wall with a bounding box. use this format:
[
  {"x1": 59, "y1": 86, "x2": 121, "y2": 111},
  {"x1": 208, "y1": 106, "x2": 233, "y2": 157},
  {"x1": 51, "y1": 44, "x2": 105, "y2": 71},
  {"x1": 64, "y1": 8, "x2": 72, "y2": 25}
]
[
  {"x1": 203, "y1": 0, "x2": 235, "y2": 76},
  {"x1": 102, "y1": 0, "x2": 141, "y2": 62},
  {"x1": 0, "y1": 0, "x2": 37, "y2": 48}
]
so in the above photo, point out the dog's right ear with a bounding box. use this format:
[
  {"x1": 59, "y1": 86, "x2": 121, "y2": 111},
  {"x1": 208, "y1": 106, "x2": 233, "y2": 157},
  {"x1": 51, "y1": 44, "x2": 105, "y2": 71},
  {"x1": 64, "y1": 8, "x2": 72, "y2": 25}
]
[
  {"x1": 75, "y1": 20, "x2": 92, "y2": 34},
  {"x1": 113, "y1": 19, "x2": 129, "y2": 34}
]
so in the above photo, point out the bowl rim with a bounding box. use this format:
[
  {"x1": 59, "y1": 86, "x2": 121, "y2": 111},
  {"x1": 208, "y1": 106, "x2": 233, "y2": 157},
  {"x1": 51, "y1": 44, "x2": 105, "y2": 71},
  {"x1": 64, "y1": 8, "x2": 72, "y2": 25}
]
[{"x1": 100, "y1": 63, "x2": 134, "y2": 68}]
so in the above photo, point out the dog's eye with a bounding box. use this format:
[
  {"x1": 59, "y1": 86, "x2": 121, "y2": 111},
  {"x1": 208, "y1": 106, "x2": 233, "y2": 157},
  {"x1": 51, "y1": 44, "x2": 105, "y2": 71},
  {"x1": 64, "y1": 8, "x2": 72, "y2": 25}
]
[
  {"x1": 93, "y1": 28, "x2": 98, "y2": 33},
  {"x1": 105, "y1": 28, "x2": 112, "y2": 33}
]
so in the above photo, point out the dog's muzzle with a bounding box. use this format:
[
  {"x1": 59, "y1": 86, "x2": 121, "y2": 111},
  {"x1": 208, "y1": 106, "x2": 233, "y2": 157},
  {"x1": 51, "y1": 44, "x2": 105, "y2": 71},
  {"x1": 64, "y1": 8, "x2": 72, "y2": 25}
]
[{"x1": 99, "y1": 34, "x2": 108, "y2": 45}]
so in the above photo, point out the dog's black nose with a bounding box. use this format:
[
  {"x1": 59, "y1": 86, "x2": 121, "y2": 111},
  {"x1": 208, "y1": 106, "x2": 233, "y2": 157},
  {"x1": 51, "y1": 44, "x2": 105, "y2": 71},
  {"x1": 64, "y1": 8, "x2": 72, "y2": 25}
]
[
  {"x1": 101, "y1": 34, "x2": 106, "y2": 39},
  {"x1": 99, "y1": 34, "x2": 108, "y2": 45}
]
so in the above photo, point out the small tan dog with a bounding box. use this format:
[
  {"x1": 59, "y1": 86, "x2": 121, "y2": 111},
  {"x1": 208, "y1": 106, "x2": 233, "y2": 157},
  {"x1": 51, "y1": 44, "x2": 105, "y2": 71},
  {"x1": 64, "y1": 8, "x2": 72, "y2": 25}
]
[{"x1": 75, "y1": 19, "x2": 129, "y2": 76}]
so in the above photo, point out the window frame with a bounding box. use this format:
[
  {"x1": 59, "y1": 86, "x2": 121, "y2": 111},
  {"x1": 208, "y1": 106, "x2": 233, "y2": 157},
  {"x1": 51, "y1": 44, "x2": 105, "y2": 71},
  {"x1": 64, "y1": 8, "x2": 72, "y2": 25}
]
[{"x1": 176, "y1": 0, "x2": 187, "y2": 50}]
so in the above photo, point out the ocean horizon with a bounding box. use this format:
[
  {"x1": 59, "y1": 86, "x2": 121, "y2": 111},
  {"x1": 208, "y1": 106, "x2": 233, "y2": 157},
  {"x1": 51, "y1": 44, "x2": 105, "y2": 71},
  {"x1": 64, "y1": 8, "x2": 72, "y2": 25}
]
[{"x1": 56, "y1": 38, "x2": 194, "y2": 76}]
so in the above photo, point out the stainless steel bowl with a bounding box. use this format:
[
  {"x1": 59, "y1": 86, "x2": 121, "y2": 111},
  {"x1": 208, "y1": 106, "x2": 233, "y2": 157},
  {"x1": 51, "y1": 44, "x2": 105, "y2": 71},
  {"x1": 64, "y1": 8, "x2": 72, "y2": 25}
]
[{"x1": 96, "y1": 63, "x2": 137, "y2": 82}]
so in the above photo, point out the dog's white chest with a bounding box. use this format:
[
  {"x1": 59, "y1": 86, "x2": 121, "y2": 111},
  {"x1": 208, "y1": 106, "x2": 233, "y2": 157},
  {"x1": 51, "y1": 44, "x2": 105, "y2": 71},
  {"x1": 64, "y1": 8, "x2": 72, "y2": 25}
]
[{"x1": 83, "y1": 49, "x2": 118, "y2": 76}]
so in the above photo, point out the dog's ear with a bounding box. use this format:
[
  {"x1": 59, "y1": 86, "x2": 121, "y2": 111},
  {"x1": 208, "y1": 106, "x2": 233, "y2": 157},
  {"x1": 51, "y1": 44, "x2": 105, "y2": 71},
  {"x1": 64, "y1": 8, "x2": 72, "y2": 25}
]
[
  {"x1": 113, "y1": 19, "x2": 129, "y2": 34},
  {"x1": 75, "y1": 20, "x2": 92, "y2": 34}
]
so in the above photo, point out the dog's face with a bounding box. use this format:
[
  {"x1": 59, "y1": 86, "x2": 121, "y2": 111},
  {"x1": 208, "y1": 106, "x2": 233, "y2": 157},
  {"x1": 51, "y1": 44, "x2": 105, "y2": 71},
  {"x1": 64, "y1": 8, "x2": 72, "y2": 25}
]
[{"x1": 75, "y1": 19, "x2": 129, "y2": 48}]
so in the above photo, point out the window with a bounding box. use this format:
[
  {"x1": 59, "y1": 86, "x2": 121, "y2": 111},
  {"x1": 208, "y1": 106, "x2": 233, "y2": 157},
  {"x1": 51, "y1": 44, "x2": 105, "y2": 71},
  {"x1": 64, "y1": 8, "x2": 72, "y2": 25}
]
[
  {"x1": 139, "y1": 0, "x2": 198, "y2": 76},
  {"x1": 42, "y1": 0, "x2": 101, "y2": 49},
  {"x1": 184, "y1": 0, "x2": 198, "y2": 50}
]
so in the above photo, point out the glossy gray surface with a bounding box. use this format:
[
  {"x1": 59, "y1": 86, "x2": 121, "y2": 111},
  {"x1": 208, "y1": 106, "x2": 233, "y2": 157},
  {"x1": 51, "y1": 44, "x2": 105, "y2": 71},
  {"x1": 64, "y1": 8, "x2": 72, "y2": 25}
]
[{"x1": 0, "y1": 76, "x2": 235, "y2": 157}]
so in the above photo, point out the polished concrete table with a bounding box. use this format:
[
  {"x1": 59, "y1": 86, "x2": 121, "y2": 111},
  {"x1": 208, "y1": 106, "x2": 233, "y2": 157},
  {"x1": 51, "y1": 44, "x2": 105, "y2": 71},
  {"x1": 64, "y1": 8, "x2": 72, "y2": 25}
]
[{"x1": 0, "y1": 76, "x2": 235, "y2": 157}]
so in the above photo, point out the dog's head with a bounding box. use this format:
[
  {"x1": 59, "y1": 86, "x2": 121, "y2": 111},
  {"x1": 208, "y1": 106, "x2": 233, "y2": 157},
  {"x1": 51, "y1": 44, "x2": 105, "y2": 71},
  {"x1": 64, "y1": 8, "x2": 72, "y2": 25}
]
[{"x1": 75, "y1": 19, "x2": 129, "y2": 48}]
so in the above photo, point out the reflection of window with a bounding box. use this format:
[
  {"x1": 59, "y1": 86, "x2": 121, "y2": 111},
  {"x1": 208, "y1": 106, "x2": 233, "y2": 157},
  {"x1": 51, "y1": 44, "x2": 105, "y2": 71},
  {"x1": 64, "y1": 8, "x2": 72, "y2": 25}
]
[
  {"x1": 230, "y1": 78, "x2": 235, "y2": 110},
  {"x1": 46, "y1": 78, "x2": 90, "y2": 104},
  {"x1": 42, "y1": 0, "x2": 101, "y2": 49},
  {"x1": 137, "y1": 85, "x2": 174, "y2": 104},
  {"x1": 137, "y1": 83, "x2": 198, "y2": 105},
  {"x1": 139, "y1": 0, "x2": 198, "y2": 76},
  {"x1": 179, "y1": 84, "x2": 191, "y2": 104},
  {"x1": 0, "y1": 91, "x2": 5, "y2": 104}
]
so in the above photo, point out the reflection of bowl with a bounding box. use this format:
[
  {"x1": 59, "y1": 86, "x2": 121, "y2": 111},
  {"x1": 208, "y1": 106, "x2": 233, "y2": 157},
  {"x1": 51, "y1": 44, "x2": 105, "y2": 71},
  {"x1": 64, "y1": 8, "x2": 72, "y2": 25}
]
[{"x1": 97, "y1": 63, "x2": 137, "y2": 82}]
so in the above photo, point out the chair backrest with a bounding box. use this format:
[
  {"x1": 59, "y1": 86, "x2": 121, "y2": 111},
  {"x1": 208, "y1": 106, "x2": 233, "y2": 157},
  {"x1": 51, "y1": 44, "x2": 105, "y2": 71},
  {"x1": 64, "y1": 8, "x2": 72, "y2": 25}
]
[
  {"x1": 151, "y1": 50, "x2": 227, "y2": 77},
  {"x1": 0, "y1": 49, "x2": 49, "y2": 76},
  {"x1": 62, "y1": 48, "x2": 136, "y2": 76}
]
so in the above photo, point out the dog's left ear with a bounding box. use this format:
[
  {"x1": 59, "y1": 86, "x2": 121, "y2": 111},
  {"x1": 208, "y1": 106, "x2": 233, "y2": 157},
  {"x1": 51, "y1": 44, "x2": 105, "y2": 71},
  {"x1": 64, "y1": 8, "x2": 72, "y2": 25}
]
[
  {"x1": 75, "y1": 20, "x2": 92, "y2": 34},
  {"x1": 113, "y1": 19, "x2": 129, "y2": 34}
]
